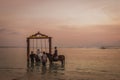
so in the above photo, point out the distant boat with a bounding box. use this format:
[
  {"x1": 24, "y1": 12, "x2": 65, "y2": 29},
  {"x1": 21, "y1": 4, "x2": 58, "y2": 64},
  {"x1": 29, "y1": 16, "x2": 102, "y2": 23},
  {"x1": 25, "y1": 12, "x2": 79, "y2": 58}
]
[{"x1": 100, "y1": 47, "x2": 106, "y2": 49}]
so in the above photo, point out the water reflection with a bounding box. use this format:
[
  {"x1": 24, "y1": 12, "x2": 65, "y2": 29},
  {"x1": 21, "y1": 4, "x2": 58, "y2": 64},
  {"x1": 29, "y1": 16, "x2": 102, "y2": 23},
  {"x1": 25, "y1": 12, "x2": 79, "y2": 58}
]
[
  {"x1": 27, "y1": 62, "x2": 65, "y2": 74},
  {"x1": 41, "y1": 66, "x2": 47, "y2": 74}
]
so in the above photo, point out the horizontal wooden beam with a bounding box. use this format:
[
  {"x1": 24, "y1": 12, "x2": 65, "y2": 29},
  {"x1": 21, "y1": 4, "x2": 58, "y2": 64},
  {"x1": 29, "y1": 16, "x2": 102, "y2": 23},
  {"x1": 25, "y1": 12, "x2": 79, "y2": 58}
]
[{"x1": 27, "y1": 37, "x2": 52, "y2": 39}]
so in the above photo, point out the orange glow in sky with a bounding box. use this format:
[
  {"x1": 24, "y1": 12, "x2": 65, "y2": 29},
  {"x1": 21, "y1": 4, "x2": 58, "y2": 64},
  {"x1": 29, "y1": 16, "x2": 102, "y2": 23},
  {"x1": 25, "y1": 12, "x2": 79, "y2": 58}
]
[{"x1": 0, "y1": 0, "x2": 120, "y2": 47}]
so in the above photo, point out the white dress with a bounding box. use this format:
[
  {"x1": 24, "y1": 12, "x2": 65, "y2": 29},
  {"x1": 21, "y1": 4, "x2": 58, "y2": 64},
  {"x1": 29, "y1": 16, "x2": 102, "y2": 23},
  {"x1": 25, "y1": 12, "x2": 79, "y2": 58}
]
[{"x1": 37, "y1": 50, "x2": 42, "y2": 61}]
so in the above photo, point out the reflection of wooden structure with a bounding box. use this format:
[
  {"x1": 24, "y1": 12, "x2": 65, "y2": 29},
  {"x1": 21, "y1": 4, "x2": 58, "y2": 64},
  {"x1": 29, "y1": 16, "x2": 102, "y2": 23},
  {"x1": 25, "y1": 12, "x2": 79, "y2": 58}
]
[{"x1": 26, "y1": 32, "x2": 52, "y2": 62}]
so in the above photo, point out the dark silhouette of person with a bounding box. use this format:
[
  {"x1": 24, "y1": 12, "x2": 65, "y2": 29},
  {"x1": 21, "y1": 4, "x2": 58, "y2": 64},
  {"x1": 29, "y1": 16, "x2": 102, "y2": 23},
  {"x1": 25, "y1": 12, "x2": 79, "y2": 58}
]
[
  {"x1": 30, "y1": 51, "x2": 35, "y2": 64},
  {"x1": 35, "y1": 54, "x2": 40, "y2": 64},
  {"x1": 53, "y1": 46, "x2": 58, "y2": 60},
  {"x1": 42, "y1": 52, "x2": 47, "y2": 66}
]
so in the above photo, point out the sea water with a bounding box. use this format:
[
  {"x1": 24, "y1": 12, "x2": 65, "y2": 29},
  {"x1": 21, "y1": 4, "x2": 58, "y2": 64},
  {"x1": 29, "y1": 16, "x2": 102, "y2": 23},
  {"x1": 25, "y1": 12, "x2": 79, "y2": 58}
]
[{"x1": 0, "y1": 48, "x2": 120, "y2": 80}]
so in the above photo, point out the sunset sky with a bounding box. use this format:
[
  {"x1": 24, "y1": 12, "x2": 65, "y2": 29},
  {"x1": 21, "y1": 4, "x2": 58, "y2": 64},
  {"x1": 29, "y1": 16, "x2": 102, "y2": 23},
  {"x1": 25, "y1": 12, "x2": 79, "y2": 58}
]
[{"x1": 0, "y1": 0, "x2": 120, "y2": 47}]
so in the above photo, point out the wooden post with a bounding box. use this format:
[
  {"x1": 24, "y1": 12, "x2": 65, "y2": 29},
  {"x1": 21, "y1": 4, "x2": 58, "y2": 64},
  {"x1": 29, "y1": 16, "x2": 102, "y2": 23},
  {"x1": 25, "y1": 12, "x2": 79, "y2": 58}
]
[
  {"x1": 27, "y1": 38, "x2": 30, "y2": 63},
  {"x1": 49, "y1": 37, "x2": 52, "y2": 54}
]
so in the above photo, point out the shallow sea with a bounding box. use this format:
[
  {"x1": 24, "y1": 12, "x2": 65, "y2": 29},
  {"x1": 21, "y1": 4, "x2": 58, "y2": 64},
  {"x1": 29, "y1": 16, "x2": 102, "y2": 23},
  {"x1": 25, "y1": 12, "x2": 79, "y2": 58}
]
[{"x1": 0, "y1": 48, "x2": 120, "y2": 80}]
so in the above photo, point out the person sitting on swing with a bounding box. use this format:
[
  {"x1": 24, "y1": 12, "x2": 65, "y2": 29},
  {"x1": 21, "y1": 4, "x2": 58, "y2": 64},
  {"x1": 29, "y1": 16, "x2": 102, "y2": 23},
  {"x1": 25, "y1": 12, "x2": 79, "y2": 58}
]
[{"x1": 53, "y1": 46, "x2": 58, "y2": 60}]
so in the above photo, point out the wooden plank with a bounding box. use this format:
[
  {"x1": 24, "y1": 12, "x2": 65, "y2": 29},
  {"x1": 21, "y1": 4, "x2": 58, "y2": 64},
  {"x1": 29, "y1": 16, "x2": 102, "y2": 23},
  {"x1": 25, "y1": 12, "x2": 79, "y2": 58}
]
[{"x1": 28, "y1": 37, "x2": 52, "y2": 39}]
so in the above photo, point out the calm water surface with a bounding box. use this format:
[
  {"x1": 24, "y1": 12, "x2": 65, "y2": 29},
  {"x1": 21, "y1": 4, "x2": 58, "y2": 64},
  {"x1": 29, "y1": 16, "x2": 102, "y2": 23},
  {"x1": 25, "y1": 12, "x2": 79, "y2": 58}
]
[{"x1": 0, "y1": 48, "x2": 120, "y2": 80}]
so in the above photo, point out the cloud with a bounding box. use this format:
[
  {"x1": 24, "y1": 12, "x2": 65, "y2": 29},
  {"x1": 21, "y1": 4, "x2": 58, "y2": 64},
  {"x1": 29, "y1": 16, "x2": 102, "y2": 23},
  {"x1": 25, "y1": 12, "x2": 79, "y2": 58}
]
[
  {"x1": 0, "y1": 27, "x2": 21, "y2": 35},
  {"x1": 0, "y1": 27, "x2": 6, "y2": 32},
  {"x1": 94, "y1": 24, "x2": 120, "y2": 34}
]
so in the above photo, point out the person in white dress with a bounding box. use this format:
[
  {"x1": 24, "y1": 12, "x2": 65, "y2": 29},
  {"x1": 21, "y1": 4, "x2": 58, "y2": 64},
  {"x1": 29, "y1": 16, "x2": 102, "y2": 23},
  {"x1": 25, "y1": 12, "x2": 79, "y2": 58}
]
[{"x1": 36, "y1": 49, "x2": 43, "y2": 62}]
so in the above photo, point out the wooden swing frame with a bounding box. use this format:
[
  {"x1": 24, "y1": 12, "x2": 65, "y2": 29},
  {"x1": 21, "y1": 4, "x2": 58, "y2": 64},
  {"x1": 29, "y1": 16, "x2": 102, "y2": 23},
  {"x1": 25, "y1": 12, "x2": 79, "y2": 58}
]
[{"x1": 26, "y1": 32, "x2": 52, "y2": 62}]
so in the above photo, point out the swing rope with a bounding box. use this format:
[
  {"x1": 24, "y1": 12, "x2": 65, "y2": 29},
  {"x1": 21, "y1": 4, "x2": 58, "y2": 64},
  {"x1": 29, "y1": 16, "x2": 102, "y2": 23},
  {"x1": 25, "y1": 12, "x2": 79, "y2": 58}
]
[
  {"x1": 45, "y1": 39, "x2": 47, "y2": 53},
  {"x1": 31, "y1": 38, "x2": 49, "y2": 53},
  {"x1": 33, "y1": 39, "x2": 34, "y2": 51},
  {"x1": 41, "y1": 39, "x2": 43, "y2": 53},
  {"x1": 36, "y1": 39, "x2": 37, "y2": 50}
]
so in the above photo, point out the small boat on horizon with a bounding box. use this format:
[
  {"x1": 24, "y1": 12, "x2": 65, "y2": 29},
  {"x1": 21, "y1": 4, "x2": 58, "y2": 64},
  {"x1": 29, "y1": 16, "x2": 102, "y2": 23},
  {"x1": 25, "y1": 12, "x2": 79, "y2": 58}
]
[{"x1": 100, "y1": 46, "x2": 106, "y2": 49}]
